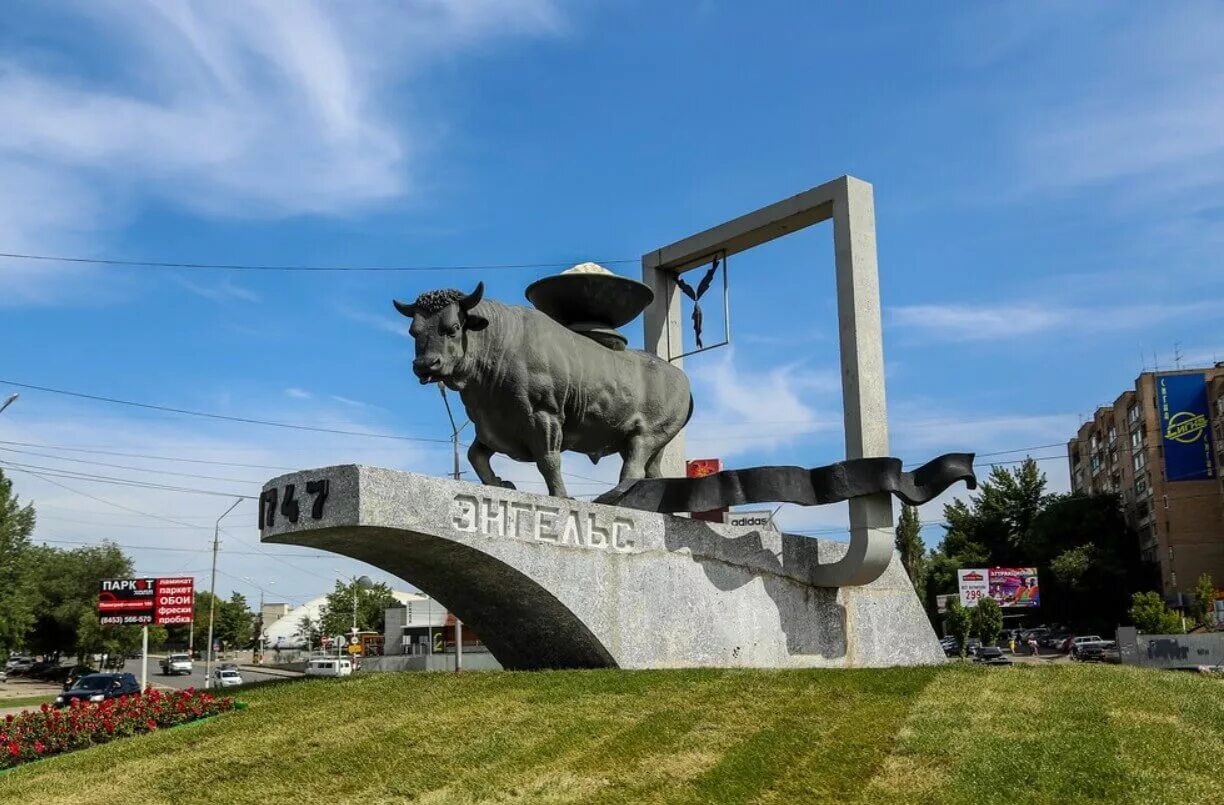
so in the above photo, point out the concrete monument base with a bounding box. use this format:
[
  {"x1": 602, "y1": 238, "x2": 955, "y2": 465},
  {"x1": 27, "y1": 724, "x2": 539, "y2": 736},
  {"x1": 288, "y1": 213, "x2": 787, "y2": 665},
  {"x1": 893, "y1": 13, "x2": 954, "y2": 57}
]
[{"x1": 259, "y1": 465, "x2": 943, "y2": 670}]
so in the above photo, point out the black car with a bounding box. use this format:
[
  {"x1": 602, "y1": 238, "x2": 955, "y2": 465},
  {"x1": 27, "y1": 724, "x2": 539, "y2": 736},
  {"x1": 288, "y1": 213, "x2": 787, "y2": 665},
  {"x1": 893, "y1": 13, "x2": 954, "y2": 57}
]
[
  {"x1": 972, "y1": 646, "x2": 1013, "y2": 666},
  {"x1": 46, "y1": 664, "x2": 98, "y2": 687},
  {"x1": 27, "y1": 659, "x2": 62, "y2": 680},
  {"x1": 53, "y1": 672, "x2": 141, "y2": 708}
]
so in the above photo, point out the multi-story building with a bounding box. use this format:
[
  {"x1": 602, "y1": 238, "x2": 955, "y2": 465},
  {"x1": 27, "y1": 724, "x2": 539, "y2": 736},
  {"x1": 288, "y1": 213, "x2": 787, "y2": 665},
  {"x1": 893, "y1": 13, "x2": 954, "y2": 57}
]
[{"x1": 1068, "y1": 365, "x2": 1224, "y2": 603}]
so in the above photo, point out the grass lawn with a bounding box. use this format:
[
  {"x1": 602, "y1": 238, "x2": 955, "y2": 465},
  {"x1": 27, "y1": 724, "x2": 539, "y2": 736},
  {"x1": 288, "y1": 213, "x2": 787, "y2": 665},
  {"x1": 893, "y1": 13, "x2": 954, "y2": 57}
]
[
  {"x1": 1, "y1": 664, "x2": 1220, "y2": 804},
  {"x1": 0, "y1": 694, "x2": 57, "y2": 710}
]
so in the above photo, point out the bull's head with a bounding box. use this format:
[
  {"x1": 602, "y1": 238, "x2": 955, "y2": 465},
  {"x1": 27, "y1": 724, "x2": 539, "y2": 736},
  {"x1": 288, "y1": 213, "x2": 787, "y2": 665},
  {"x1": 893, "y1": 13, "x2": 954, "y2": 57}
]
[{"x1": 392, "y1": 282, "x2": 489, "y2": 385}]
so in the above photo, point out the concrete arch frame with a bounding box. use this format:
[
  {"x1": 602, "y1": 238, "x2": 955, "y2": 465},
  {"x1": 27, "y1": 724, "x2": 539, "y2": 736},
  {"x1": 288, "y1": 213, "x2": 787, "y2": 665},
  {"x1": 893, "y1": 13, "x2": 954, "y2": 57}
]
[{"x1": 641, "y1": 176, "x2": 892, "y2": 587}]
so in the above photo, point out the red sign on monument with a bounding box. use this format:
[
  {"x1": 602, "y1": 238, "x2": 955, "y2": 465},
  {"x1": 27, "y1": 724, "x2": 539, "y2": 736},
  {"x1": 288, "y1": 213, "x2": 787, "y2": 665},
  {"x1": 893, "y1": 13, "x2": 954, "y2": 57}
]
[
  {"x1": 686, "y1": 458, "x2": 728, "y2": 524},
  {"x1": 98, "y1": 577, "x2": 194, "y2": 626}
]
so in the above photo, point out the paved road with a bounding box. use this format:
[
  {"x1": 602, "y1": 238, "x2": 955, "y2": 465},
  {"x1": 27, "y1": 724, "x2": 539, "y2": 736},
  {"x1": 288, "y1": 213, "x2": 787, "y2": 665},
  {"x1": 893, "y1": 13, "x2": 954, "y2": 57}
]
[{"x1": 123, "y1": 657, "x2": 298, "y2": 690}]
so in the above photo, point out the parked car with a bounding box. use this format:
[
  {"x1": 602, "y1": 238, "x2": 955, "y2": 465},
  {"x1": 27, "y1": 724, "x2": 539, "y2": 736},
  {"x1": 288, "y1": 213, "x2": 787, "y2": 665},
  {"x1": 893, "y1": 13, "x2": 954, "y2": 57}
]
[
  {"x1": 0, "y1": 668, "x2": 7, "y2": 684},
  {"x1": 1069, "y1": 635, "x2": 1107, "y2": 657},
  {"x1": 5, "y1": 656, "x2": 35, "y2": 675},
  {"x1": 46, "y1": 664, "x2": 98, "y2": 687},
  {"x1": 1041, "y1": 632, "x2": 1070, "y2": 649},
  {"x1": 160, "y1": 653, "x2": 193, "y2": 676},
  {"x1": 27, "y1": 659, "x2": 62, "y2": 680},
  {"x1": 304, "y1": 658, "x2": 353, "y2": 677},
  {"x1": 973, "y1": 647, "x2": 1013, "y2": 666},
  {"x1": 213, "y1": 668, "x2": 244, "y2": 687},
  {"x1": 53, "y1": 673, "x2": 141, "y2": 708},
  {"x1": 1021, "y1": 628, "x2": 1050, "y2": 643}
]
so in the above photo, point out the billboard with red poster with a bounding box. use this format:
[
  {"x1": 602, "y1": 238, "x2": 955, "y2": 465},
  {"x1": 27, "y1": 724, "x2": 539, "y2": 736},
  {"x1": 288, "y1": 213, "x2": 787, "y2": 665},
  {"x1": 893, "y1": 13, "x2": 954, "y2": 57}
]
[
  {"x1": 98, "y1": 577, "x2": 195, "y2": 625},
  {"x1": 958, "y1": 567, "x2": 1039, "y2": 608},
  {"x1": 686, "y1": 458, "x2": 727, "y2": 523}
]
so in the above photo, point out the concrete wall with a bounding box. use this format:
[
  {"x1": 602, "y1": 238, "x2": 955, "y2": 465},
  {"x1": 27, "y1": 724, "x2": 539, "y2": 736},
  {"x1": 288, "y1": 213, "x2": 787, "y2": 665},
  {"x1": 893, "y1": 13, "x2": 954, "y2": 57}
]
[{"x1": 1117, "y1": 626, "x2": 1224, "y2": 670}]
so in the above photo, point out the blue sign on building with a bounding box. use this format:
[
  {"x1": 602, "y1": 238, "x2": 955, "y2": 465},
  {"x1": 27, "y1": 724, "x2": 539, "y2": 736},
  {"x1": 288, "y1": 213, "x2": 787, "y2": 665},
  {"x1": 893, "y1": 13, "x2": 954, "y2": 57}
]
[{"x1": 1157, "y1": 373, "x2": 1216, "y2": 482}]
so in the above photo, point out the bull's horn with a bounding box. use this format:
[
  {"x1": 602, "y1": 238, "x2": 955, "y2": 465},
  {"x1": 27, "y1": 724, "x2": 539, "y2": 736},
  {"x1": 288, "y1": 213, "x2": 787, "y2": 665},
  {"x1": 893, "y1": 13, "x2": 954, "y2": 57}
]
[
  {"x1": 392, "y1": 299, "x2": 417, "y2": 318},
  {"x1": 459, "y1": 282, "x2": 484, "y2": 311}
]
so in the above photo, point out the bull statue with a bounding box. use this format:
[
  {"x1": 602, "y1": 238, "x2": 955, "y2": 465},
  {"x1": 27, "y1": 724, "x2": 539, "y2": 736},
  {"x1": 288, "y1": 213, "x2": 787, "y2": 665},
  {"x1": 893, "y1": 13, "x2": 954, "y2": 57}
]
[{"x1": 393, "y1": 282, "x2": 691, "y2": 498}]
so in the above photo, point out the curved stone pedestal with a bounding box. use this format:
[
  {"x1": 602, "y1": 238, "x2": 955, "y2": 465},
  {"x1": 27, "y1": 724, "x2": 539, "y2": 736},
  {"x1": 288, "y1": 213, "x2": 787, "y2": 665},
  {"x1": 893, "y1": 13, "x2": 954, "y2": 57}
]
[{"x1": 259, "y1": 466, "x2": 943, "y2": 670}]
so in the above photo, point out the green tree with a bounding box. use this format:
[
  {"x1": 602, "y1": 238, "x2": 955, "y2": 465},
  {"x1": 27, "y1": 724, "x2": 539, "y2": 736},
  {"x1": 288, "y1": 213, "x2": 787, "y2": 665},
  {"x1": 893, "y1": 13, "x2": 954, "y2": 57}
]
[
  {"x1": 894, "y1": 504, "x2": 925, "y2": 589},
  {"x1": 25, "y1": 542, "x2": 134, "y2": 660},
  {"x1": 0, "y1": 468, "x2": 36, "y2": 658},
  {"x1": 215, "y1": 593, "x2": 253, "y2": 650},
  {"x1": 1191, "y1": 573, "x2": 1216, "y2": 629},
  {"x1": 944, "y1": 598, "x2": 972, "y2": 658},
  {"x1": 1129, "y1": 591, "x2": 1183, "y2": 634},
  {"x1": 295, "y1": 613, "x2": 320, "y2": 649},
  {"x1": 972, "y1": 596, "x2": 1003, "y2": 647},
  {"x1": 319, "y1": 580, "x2": 397, "y2": 638}
]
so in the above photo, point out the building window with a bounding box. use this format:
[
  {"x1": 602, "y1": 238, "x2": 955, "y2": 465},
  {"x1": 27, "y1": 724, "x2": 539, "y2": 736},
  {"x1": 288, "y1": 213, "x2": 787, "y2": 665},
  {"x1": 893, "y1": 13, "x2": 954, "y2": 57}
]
[
  {"x1": 1108, "y1": 425, "x2": 1117, "y2": 445},
  {"x1": 1091, "y1": 455, "x2": 1102, "y2": 473},
  {"x1": 1131, "y1": 430, "x2": 1142, "y2": 450},
  {"x1": 1133, "y1": 450, "x2": 1146, "y2": 471},
  {"x1": 1128, "y1": 403, "x2": 1140, "y2": 424},
  {"x1": 1090, "y1": 434, "x2": 1099, "y2": 451},
  {"x1": 1136, "y1": 475, "x2": 1147, "y2": 497}
]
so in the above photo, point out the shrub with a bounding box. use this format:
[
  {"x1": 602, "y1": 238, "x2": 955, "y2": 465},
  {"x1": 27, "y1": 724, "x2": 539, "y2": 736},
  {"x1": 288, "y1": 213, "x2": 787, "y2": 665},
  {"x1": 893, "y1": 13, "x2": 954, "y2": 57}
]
[
  {"x1": 972, "y1": 597, "x2": 1003, "y2": 647},
  {"x1": 1, "y1": 688, "x2": 234, "y2": 770}
]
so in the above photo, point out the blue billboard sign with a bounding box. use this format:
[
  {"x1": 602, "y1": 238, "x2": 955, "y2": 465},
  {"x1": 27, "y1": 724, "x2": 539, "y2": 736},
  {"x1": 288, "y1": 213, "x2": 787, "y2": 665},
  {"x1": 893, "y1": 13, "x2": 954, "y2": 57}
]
[{"x1": 1157, "y1": 373, "x2": 1216, "y2": 482}]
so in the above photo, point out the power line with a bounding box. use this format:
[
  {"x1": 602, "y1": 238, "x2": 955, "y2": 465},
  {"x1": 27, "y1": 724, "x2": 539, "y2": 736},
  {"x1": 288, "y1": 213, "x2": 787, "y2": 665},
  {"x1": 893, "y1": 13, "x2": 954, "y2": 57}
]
[
  {"x1": 0, "y1": 446, "x2": 265, "y2": 485},
  {"x1": 0, "y1": 379, "x2": 452, "y2": 443},
  {"x1": 36, "y1": 537, "x2": 338, "y2": 559},
  {"x1": 0, "y1": 439, "x2": 297, "y2": 471},
  {"x1": 0, "y1": 460, "x2": 257, "y2": 499},
  {"x1": 15, "y1": 468, "x2": 229, "y2": 530},
  {"x1": 0, "y1": 251, "x2": 636, "y2": 273}
]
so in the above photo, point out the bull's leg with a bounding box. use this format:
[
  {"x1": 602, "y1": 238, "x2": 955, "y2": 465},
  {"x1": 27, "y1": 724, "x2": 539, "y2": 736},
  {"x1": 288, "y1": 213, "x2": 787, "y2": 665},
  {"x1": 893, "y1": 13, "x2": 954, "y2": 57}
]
[
  {"x1": 468, "y1": 441, "x2": 515, "y2": 489},
  {"x1": 645, "y1": 448, "x2": 665, "y2": 478},
  {"x1": 619, "y1": 436, "x2": 652, "y2": 482},
  {"x1": 530, "y1": 415, "x2": 568, "y2": 498}
]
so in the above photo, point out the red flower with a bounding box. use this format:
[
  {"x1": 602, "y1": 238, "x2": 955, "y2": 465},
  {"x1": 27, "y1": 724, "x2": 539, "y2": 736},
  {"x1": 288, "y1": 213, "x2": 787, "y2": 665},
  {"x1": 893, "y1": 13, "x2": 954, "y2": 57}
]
[
  {"x1": 39, "y1": 703, "x2": 49, "y2": 714},
  {"x1": 145, "y1": 719, "x2": 156, "y2": 731},
  {"x1": 6, "y1": 742, "x2": 18, "y2": 757},
  {"x1": 33, "y1": 740, "x2": 45, "y2": 754}
]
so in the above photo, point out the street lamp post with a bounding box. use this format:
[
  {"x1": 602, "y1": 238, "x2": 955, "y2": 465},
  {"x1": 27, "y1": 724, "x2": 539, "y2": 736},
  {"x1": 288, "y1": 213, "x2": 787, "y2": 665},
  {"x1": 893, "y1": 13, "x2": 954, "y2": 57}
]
[
  {"x1": 204, "y1": 498, "x2": 243, "y2": 689},
  {"x1": 334, "y1": 572, "x2": 374, "y2": 659}
]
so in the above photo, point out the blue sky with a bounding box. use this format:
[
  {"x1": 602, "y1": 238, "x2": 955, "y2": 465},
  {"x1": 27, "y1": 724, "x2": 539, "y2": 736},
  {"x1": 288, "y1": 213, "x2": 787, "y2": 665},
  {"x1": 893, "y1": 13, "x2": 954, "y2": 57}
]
[{"x1": 2, "y1": 2, "x2": 1223, "y2": 607}]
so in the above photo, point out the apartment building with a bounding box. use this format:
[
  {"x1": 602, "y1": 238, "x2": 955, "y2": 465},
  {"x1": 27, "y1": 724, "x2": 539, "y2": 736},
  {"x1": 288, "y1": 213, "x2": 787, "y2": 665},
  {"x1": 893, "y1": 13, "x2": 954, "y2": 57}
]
[{"x1": 1068, "y1": 366, "x2": 1224, "y2": 602}]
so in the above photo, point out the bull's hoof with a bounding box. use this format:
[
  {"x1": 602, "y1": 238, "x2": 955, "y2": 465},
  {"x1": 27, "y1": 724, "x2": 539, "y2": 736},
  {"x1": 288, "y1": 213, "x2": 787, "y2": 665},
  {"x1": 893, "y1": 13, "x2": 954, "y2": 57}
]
[{"x1": 497, "y1": 479, "x2": 517, "y2": 490}]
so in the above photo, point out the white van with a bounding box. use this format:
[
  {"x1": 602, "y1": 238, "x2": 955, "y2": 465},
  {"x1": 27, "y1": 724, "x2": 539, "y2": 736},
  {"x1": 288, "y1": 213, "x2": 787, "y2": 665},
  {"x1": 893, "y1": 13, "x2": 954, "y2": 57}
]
[{"x1": 305, "y1": 658, "x2": 353, "y2": 677}]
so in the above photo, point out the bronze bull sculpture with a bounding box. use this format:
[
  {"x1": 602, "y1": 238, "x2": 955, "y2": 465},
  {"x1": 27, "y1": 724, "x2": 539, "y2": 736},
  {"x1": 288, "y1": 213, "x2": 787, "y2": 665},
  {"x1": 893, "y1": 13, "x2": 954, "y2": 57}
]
[{"x1": 394, "y1": 283, "x2": 691, "y2": 498}]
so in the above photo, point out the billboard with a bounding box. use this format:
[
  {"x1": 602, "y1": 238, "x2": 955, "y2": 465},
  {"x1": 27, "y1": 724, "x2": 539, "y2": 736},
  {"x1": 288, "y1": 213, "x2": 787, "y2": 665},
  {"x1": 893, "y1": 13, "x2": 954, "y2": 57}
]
[
  {"x1": 958, "y1": 568, "x2": 1039, "y2": 608},
  {"x1": 686, "y1": 458, "x2": 727, "y2": 524},
  {"x1": 98, "y1": 577, "x2": 194, "y2": 626},
  {"x1": 1157, "y1": 373, "x2": 1216, "y2": 482}
]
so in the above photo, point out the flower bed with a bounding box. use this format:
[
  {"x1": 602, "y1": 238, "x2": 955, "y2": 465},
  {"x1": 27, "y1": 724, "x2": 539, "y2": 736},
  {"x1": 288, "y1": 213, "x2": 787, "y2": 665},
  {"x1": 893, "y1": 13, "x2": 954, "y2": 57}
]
[{"x1": 1, "y1": 688, "x2": 235, "y2": 770}]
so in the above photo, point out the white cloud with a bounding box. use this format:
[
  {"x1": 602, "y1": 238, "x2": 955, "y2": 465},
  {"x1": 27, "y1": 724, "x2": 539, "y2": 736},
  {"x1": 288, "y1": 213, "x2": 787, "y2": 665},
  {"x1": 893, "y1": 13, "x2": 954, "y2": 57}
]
[
  {"x1": 0, "y1": 0, "x2": 563, "y2": 303},
  {"x1": 176, "y1": 277, "x2": 259, "y2": 303},
  {"x1": 285, "y1": 388, "x2": 313, "y2": 400},
  {"x1": 889, "y1": 301, "x2": 1216, "y2": 342},
  {"x1": 685, "y1": 350, "x2": 841, "y2": 459}
]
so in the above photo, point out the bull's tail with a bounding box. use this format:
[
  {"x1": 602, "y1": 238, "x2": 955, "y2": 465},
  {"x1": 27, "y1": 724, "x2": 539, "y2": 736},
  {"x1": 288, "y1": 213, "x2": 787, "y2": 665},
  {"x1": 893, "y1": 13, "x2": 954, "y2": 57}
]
[{"x1": 683, "y1": 394, "x2": 694, "y2": 428}]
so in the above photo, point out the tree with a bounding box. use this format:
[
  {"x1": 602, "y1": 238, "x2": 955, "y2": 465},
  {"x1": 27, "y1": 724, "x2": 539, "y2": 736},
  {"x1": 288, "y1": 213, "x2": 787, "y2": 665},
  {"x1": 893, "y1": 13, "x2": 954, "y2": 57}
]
[
  {"x1": 944, "y1": 598, "x2": 972, "y2": 658},
  {"x1": 894, "y1": 505, "x2": 925, "y2": 589},
  {"x1": 318, "y1": 580, "x2": 397, "y2": 638},
  {"x1": 215, "y1": 593, "x2": 253, "y2": 649},
  {"x1": 295, "y1": 613, "x2": 320, "y2": 650},
  {"x1": 1129, "y1": 591, "x2": 1183, "y2": 634},
  {"x1": 972, "y1": 596, "x2": 1003, "y2": 647},
  {"x1": 1191, "y1": 573, "x2": 1216, "y2": 629},
  {"x1": 25, "y1": 543, "x2": 134, "y2": 660},
  {"x1": 0, "y1": 468, "x2": 36, "y2": 658}
]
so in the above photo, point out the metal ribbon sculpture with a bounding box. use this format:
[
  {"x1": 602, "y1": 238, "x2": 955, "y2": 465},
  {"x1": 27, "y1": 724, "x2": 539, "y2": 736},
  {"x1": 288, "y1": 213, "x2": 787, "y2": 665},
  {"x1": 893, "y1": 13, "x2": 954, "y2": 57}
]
[
  {"x1": 593, "y1": 453, "x2": 977, "y2": 513},
  {"x1": 674, "y1": 257, "x2": 720, "y2": 349}
]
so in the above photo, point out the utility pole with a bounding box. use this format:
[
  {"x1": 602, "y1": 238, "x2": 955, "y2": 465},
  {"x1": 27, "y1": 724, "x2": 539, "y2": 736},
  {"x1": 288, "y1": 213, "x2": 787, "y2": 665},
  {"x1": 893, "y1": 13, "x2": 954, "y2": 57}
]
[
  {"x1": 204, "y1": 498, "x2": 243, "y2": 689},
  {"x1": 438, "y1": 384, "x2": 468, "y2": 481}
]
